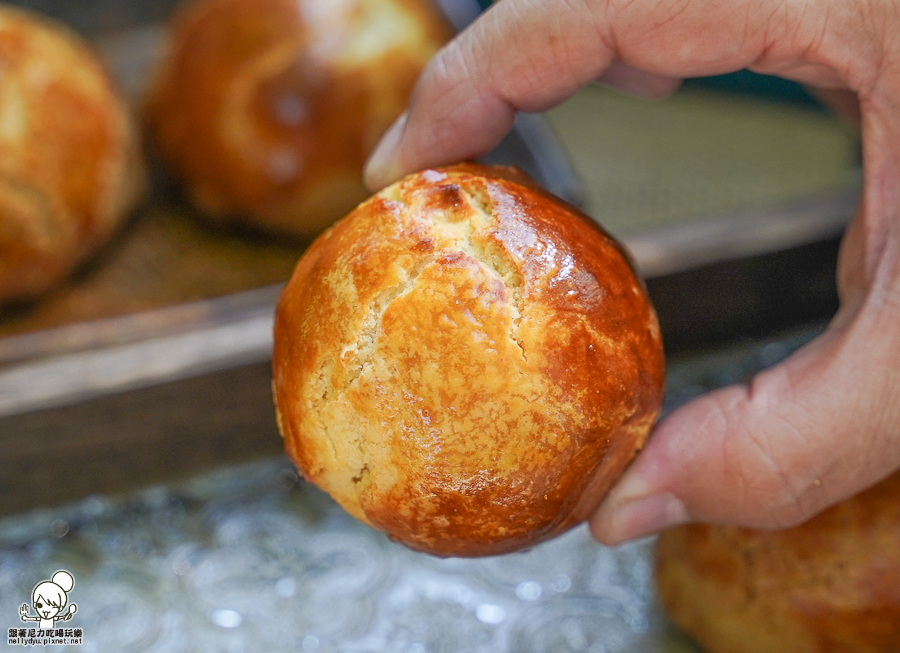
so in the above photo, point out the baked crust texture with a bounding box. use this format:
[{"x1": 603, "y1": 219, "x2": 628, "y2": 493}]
[
  {"x1": 656, "y1": 472, "x2": 900, "y2": 653},
  {"x1": 145, "y1": 0, "x2": 451, "y2": 237},
  {"x1": 0, "y1": 6, "x2": 144, "y2": 304},
  {"x1": 273, "y1": 163, "x2": 665, "y2": 556}
]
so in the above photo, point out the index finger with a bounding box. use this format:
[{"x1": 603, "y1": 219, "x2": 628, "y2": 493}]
[{"x1": 364, "y1": 0, "x2": 866, "y2": 190}]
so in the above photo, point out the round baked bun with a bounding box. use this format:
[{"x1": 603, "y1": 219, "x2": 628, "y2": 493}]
[
  {"x1": 655, "y1": 472, "x2": 900, "y2": 653},
  {"x1": 144, "y1": 0, "x2": 452, "y2": 238},
  {"x1": 0, "y1": 6, "x2": 145, "y2": 304},
  {"x1": 273, "y1": 163, "x2": 665, "y2": 556}
]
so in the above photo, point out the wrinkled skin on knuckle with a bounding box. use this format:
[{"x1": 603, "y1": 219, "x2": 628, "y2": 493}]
[
  {"x1": 859, "y1": 0, "x2": 900, "y2": 62},
  {"x1": 712, "y1": 373, "x2": 815, "y2": 529},
  {"x1": 415, "y1": 46, "x2": 470, "y2": 113},
  {"x1": 484, "y1": 0, "x2": 607, "y2": 109},
  {"x1": 408, "y1": 45, "x2": 508, "y2": 159}
]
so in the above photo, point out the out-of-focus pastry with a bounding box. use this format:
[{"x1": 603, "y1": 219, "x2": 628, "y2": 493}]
[
  {"x1": 273, "y1": 163, "x2": 665, "y2": 556},
  {"x1": 144, "y1": 0, "x2": 452, "y2": 238},
  {"x1": 655, "y1": 472, "x2": 900, "y2": 653},
  {"x1": 0, "y1": 5, "x2": 145, "y2": 304}
]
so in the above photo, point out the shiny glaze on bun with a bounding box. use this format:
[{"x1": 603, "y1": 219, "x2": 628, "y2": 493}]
[
  {"x1": 145, "y1": 0, "x2": 451, "y2": 237},
  {"x1": 273, "y1": 163, "x2": 665, "y2": 556}
]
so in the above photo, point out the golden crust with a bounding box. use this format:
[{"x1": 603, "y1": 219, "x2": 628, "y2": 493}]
[
  {"x1": 0, "y1": 6, "x2": 145, "y2": 304},
  {"x1": 655, "y1": 472, "x2": 900, "y2": 653},
  {"x1": 273, "y1": 163, "x2": 665, "y2": 556},
  {"x1": 144, "y1": 0, "x2": 452, "y2": 237}
]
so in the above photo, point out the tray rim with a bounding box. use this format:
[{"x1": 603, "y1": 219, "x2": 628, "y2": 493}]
[
  {"x1": 0, "y1": 3, "x2": 860, "y2": 420},
  {"x1": 0, "y1": 183, "x2": 857, "y2": 419}
]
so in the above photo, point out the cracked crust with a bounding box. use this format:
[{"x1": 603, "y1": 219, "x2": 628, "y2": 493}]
[
  {"x1": 655, "y1": 472, "x2": 900, "y2": 653},
  {"x1": 273, "y1": 163, "x2": 665, "y2": 556},
  {"x1": 0, "y1": 6, "x2": 145, "y2": 304}
]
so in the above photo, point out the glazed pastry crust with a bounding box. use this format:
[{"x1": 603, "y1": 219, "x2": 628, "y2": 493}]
[
  {"x1": 273, "y1": 163, "x2": 665, "y2": 556},
  {"x1": 0, "y1": 6, "x2": 144, "y2": 304},
  {"x1": 145, "y1": 0, "x2": 451, "y2": 237},
  {"x1": 655, "y1": 472, "x2": 900, "y2": 653}
]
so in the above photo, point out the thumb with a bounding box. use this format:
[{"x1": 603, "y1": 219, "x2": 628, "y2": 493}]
[
  {"x1": 591, "y1": 59, "x2": 900, "y2": 545},
  {"x1": 590, "y1": 296, "x2": 900, "y2": 544}
]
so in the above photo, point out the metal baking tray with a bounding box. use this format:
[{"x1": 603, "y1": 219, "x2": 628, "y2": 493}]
[
  {"x1": 0, "y1": 0, "x2": 582, "y2": 513},
  {"x1": 0, "y1": 128, "x2": 585, "y2": 517},
  {"x1": 0, "y1": 10, "x2": 595, "y2": 517},
  {"x1": 0, "y1": 0, "x2": 858, "y2": 514},
  {"x1": 0, "y1": 188, "x2": 855, "y2": 514}
]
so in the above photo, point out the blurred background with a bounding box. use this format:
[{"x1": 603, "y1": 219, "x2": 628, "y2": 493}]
[{"x1": 0, "y1": 0, "x2": 859, "y2": 650}]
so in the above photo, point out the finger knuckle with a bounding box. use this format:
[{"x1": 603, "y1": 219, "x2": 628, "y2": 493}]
[{"x1": 716, "y1": 372, "x2": 819, "y2": 529}]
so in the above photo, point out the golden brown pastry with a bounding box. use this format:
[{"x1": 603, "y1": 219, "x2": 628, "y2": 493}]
[
  {"x1": 655, "y1": 472, "x2": 900, "y2": 653},
  {"x1": 0, "y1": 5, "x2": 145, "y2": 304},
  {"x1": 273, "y1": 163, "x2": 665, "y2": 556},
  {"x1": 144, "y1": 0, "x2": 452, "y2": 238}
]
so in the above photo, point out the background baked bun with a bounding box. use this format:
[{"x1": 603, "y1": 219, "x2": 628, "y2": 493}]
[
  {"x1": 144, "y1": 0, "x2": 451, "y2": 238},
  {"x1": 655, "y1": 472, "x2": 900, "y2": 653},
  {"x1": 273, "y1": 163, "x2": 665, "y2": 557},
  {"x1": 0, "y1": 5, "x2": 145, "y2": 304}
]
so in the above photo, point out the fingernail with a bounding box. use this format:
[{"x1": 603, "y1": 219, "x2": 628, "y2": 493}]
[
  {"x1": 364, "y1": 112, "x2": 408, "y2": 191},
  {"x1": 594, "y1": 493, "x2": 689, "y2": 545}
]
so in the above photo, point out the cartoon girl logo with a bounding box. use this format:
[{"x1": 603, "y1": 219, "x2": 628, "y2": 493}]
[{"x1": 19, "y1": 570, "x2": 77, "y2": 629}]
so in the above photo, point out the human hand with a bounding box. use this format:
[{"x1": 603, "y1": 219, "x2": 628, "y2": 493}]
[{"x1": 364, "y1": 0, "x2": 900, "y2": 543}]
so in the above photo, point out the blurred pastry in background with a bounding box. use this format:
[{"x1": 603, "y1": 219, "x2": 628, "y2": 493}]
[
  {"x1": 0, "y1": 5, "x2": 146, "y2": 305},
  {"x1": 144, "y1": 0, "x2": 452, "y2": 238},
  {"x1": 655, "y1": 472, "x2": 900, "y2": 653}
]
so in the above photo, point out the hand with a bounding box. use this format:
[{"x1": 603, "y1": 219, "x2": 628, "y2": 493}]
[{"x1": 364, "y1": 0, "x2": 900, "y2": 543}]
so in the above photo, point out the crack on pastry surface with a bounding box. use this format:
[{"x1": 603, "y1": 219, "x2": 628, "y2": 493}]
[
  {"x1": 406, "y1": 174, "x2": 529, "y2": 362},
  {"x1": 455, "y1": 181, "x2": 528, "y2": 361},
  {"x1": 337, "y1": 252, "x2": 437, "y2": 394},
  {"x1": 273, "y1": 163, "x2": 665, "y2": 556},
  {"x1": 324, "y1": 173, "x2": 530, "y2": 411}
]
